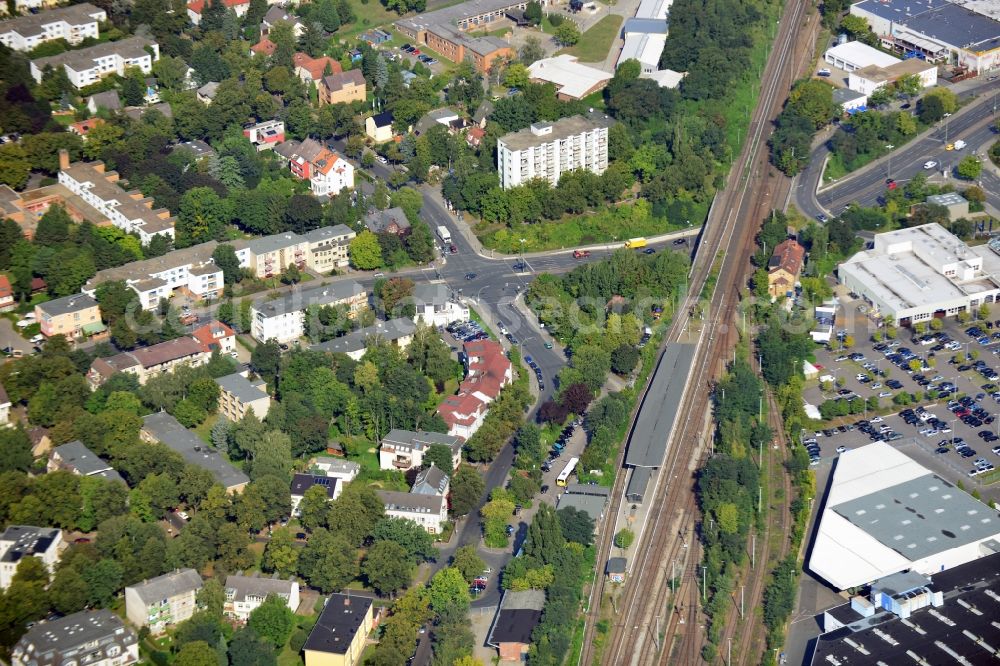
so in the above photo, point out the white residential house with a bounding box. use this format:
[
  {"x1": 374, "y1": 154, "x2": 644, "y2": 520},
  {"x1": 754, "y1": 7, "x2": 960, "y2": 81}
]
[
  {"x1": 410, "y1": 283, "x2": 469, "y2": 327},
  {"x1": 304, "y1": 225, "x2": 355, "y2": 272},
  {"x1": 224, "y1": 574, "x2": 300, "y2": 622},
  {"x1": 378, "y1": 429, "x2": 463, "y2": 472},
  {"x1": 309, "y1": 148, "x2": 354, "y2": 197},
  {"x1": 0, "y1": 525, "x2": 63, "y2": 590},
  {"x1": 30, "y1": 36, "x2": 159, "y2": 88},
  {"x1": 377, "y1": 490, "x2": 448, "y2": 534},
  {"x1": 11, "y1": 610, "x2": 139, "y2": 666},
  {"x1": 125, "y1": 569, "x2": 202, "y2": 634},
  {"x1": 309, "y1": 457, "x2": 360, "y2": 483},
  {"x1": 250, "y1": 282, "x2": 367, "y2": 343},
  {"x1": 310, "y1": 318, "x2": 415, "y2": 361},
  {"x1": 0, "y1": 3, "x2": 106, "y2": 52}
]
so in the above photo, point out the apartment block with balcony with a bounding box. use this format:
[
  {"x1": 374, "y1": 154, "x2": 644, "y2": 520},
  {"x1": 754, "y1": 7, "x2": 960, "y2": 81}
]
[
  {"x1": 125, "y1": 569, "x2": 202, "y2": 634},
  {"x1": 215, "y1": 371, "x2": 271, "y2": 421},
  {"x1": 87, "y1": 337, "x2": 210, "y2": 388},
  {"x1": 0, "y1": 3, "x2": 106, "y2": 52},
  {"x1": 497, "y1": 113, "x2": 612, "y2": 189},
  {"x1": 30, "y1": 35, "x2": 158, "y2": 88},
  {"x1": 248, "y1": 232, "x2": 309, "y2": 279},
  {"x1": 304, "y1": 224, "x2": 355, "y2": 272},
  {"x1": 378, "y1": 429, "x2": 463, "y2": 472},
  {"x1": 250, "y1": 282, "x2": 367, "y2": 343},
  {"x1": 224, "y1": 574, "x2": 300, "y2": 622}
]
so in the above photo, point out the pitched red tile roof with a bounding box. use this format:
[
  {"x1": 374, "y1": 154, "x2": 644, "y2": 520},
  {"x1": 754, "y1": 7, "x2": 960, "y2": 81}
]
[
  {"x1": 0, "y1": 275, "x2": 12, "y2": 301},
  {"x1": 251, "y1": 38, "x2": 276, "y2": 55},
  {"x1": 188, "y1": 0, "x2": 248, "y2": 14},
  {"x1": 769, "y1": 239, "x2": 805, "y2": 277},
  {"x1": 293, "y1": 53, "x2": 342, "y2": 80},
  {"x1": 192, "y1": 320, "x2": 235, "y2": 350}
]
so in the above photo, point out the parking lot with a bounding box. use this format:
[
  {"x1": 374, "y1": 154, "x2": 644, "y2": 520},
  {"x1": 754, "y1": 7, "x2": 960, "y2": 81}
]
[{"x1": 804, "y1": 313, "x2": 1000, "y2": 505}]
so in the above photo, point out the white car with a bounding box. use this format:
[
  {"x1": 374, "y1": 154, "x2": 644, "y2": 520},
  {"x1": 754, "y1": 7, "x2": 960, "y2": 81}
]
[
  {"x1": 953, "y1": 140, "x2": 966, "y2": 150},
  {"x1": 924, "y1": 160, "x2": 938, "y2": 169},
  {"x1": 836, "y1": 446, "x2": 847, "y2": 453},
  {"x1": 177, "y1": 510, "x2": 190, "y2": 521},
  {"x1": 871, "y1": 416, "x2": 884, "y2": 423},
  {"x1": 879, "y1": 391, "x2": 892, "y2": 397}
]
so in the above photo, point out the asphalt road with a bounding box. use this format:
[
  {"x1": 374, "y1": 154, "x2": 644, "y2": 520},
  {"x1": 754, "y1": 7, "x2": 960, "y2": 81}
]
[{"x1": 795, "y1": 79, "x2": 1000, "y2": 219}]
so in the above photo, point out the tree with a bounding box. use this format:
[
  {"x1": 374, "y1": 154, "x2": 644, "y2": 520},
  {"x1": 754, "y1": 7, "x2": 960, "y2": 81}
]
[
  {"x1": 503, "y1": 63, "x2": 530, "y2": 89},
  {"x1": 557, "y1": 506, "x2": 594, "y2": 546},
  {"x1": 560, "y1": 383, "x2": 593, "y2": 415},
  {"x1": 372, "y1": 518, "x2": 436, "y2": 563},
  {"x1": 0, "y1": 428, "x2": 33, "y2": 473},
  {"x1": 297, "y1": 528, "x2": 358, "y2": 593},
  {"x1": 450, "y1": 465, "x2": 484, "y2": 516},
  {"x1": 363, "y1": 540, "x2": 414, "y2": 596},
  {"x1": 519, "y1": 36, "x2": 545, "y2": 64},
  {"x1": 249, "y1": 594, "x2": 295, "y2": 647},
  {"x1": 554, "y1": 21, "x2": 580, "y2": 46},
  {"x1": 451, "y1": 545, "x2": 486, "y2": 583},
  {"x1": 349, "y1": 231, "x2": 382, "y2": 270},
  {"x1": 251, "y1": 340, "x2": 281, "y2": 382},
  {"x1": 174, "y1": 641, "x2": 219, "y2": 666},
  {"x1": 0, "y1": 143, "x2": 31, "y2": 189},
  {"x1": 212, "y1": 244, "x2": 243, "y2": 284},
  {"x1": 229, "y1": 627, "x2": 278, "y2": 666},
  {"x1": 614, "y1": 528, "x2": 634, "y2": 549},
  {"x1": 424, "y1": 444, "x2": 455, "y2": 473},
  {"x1": 918, "y1": 93, "x2": 945, "y2": 124},
  {"x1": 177, "y1": 187, "x2": 232, "y2": 247},
  {"x1": 957, "y1": 156, "x2": 982, "y2": 181},
  {"x1": 326, "y1": 483, "x2": 385, "y2": 546},
  {"x1": 513, "y1": 424, "x2": 542, "y2": 469},
  {"x1": 262, "y1": 527, "x2": 299, "y2": 577},
  {"x1": 298, "y1": 484, "x2": 332, "y2": 531},
  {"x1": 610, "y1": 344, "x2": 640, "y2": 375}
]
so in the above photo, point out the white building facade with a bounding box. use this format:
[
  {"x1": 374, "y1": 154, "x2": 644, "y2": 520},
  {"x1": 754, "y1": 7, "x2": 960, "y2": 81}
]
[
  {"x1": 0, "y1": 3, "x2": 105, "y2": 52},
  {"x1": 0, "y1": 526, "x2": 63, "y2": 590},
  {"x1": 250, "y1": 282, "x2": 367, "y2": 343},
  {"x1": 497, "y1": 115, "x2": 611, "y2": 189},
  {"x1": 30, "y1": 36, "x2": 159, "y2": 88}
]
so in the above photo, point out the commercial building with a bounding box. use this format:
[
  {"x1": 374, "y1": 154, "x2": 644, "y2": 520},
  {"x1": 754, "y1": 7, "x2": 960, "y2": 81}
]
[
  {"x1": 59, "y1": 153, "x2": 176, "y2": 244},
  {"x1": 394, "y1": 0, "x2": 521, "y2": 71},
  {"x1": 363, "y1": 206, "x2": 411, "y2": 235},
  {"x1": 808, "y1": 552, "x2": 1000, "y2": 665},
  {"x1": 318, "y1": 69, "x2": 367, "y2": 106},
  {"x1": 847, "y1": 57, "x2": 937, "y2": 95},
  {"x1": 35, "y1": 293, "x2": 101, "y2": 340},
  {"x1": 290, "y1": 474, "x2": 341, "y2": 516},
  {"x1": 809, "y1": 442, "x2": 1000, "y2": 591},
  {"x1": 0, "y1": 525, "x2": 63, "y2": 590},
  {"x1": 250, "y1": 282, "x2": 367, "y2": 343},
  {"x1": 486, "y1": 590, "x2": 545, "y2": 662},
  {"x1": 48, "y1": 440, "x2": 124, "y2": 484},
  {"x1": 140, "y1": 412, "x2": 250, "y2": 493},
  {"x1": 124, "y1": 569, "x2": 202, "y2": 634},
  {"x1": 378, "y1": 429, "x2": 463, "y2": 472},
  {"x1": 606, "y1": 557, "x2": 627, "y2": 583},
  {"x1": 11, "y1": 610, "x2": 139, "y2": 666},
  {"x1": 87, "y1": 337, "x2": 211, "y2": 388},
  {"x1": 187, "y1": 0, "x2": 249, "y2": 24},
  {"x1": 215, "y1": 372, "x2": 271, "y2": 421},
  {"x1": 30, "y1": 36, "x2": 159, "y2": 88},
  {"x1": 527, "y1": 54, "x2": 613, "y2": 101},
  {"x1": 303, "y1": 593, "x2": 373, "y2": 666},
  {"x1": 823, "y1": 40, "x2": 901, "y2": 72},
  {"x1": 411, "y1": 283, "x2": 469, "y2": 327},
  {"x1": 497, "y1": 113, "x2": 612, "y2": 189},
  {"x1": 925, "y1": 191, "x2": 970, "y2": 220},
  {"x1": 82, "y1": 240, "x2": 247, "y2": 310},
  {"x1": 556, "y1": 483, "x2": 610, "y2": 522},
  {"x1": 224, "y1": 574, "x2": 300, "y2": 622},
  {"x1": 378, "y1": 490, "x2": 448, "y2": 533},
  {"x1": 850, "y1": 0, "x2": 1000, "y2": 72},
  {"x1": 303, "y1": 225, "x2": 355, "y2": 272},
  {"x1": 0, "y1": 3, "x2": 105, "y2": 52},
  {"x1": 767, "y1": 238, "x2": 805, "y2": 299},
  {"x1": 617, "y1": 33, "x2": 667, "y2": 73},
  {"x1": 832, "y1": 87, "x2": 868, "y2": 112},
  {"x1": 838, "y1": 223, "x2": 1000, "y2": 326},
  {"x1": 310, "y1": 317, "x2": 416, "y2": 360}
]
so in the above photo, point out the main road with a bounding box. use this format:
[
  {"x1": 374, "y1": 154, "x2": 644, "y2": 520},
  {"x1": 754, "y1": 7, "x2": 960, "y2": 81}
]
[{"x1": 795, "y1": 81, "x2": 1000, "y2": 219}]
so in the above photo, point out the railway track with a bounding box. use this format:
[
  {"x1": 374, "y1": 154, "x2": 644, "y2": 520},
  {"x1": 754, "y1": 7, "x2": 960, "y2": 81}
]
[{"x1": 580, "y1": 0, "x2": 818, "y2": 663}]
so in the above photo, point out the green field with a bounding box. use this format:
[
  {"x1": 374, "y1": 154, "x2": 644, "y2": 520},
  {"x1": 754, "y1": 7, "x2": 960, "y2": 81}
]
[{"x1": 557, "y1": 14, "x2": 622, "y2": 63}]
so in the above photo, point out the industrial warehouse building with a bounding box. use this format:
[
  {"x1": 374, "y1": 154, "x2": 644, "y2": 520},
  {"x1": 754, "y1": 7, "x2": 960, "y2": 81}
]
[
  {"x1": 850, "y1": 0, "x2": 1000, "y2": 72},
  {"x1": 838, "y1": 223, "x2": 1000, "y2": 326},
  {"x1": 808, "y1": 442, "x2": 1000, "y2": 591}
]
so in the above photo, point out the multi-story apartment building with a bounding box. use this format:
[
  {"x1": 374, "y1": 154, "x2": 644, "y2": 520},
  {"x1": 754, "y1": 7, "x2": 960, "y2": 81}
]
[
  {"x1": 12, "y1": 610, "x2": 139, "y2": 666},
  {"x1": 304, "y1": 225, "x2": 355, "y2": 272},
  {"x1": 215, "y1": 371, "x2": 271, "y2": 421},
  {"x1": 30, "y1": 36, "x2": 158, "y2": 88},
  {"x1": 82, "y1": 240, "x2": 251, "y2": 310},
  {"x1": 87, "y1": 337, "x2": 210, "y2": 388},
  {"x1": 35, "y1": 293, "x2": 101, "y2": 340},
  {"x1": 58, "y1": 152, "x2": 175, "y2": 244},
  {"x1": 248, "y1": 232, "x2": 309, "y2": 279},
  {"x1": 291, "y1": 474, "x2": 340, "y2": 516},
  {"x1": 318, "y1": 69, "x2": 366, "y2": 106},
  {"x1": 310, "y1": 318, "x2": 416, "y2": 361},
  {"x1": 309, "y1": 147, "x2": 354, "y2": 197},
  {"x1": 224, "y1": 574, "x2": 300, "y2": 622},
  {"x1": 125, "y1": 569, "x2": 203, "y2": 634},
  {"x1": 497, "y1": 114, "x2": 612, "y2": 189},
  {"x1": 250, "y1": 282, "x2": 367, "y2": 343},
  {"x1": 377, "y1": 490, "x2": 448, "y2": 533},
  {"x1": 304, "y1": 594, "x2": 373, "y2": 666},
  {"x1": 0, "y1": 525, "x2": 63, "y2": 590},
  {"x1": 0, "y1": 3, "x2": 106, "y2": 52},
  {"x1": 378, "y1": 429, "x2": 463, "y2": 472}
]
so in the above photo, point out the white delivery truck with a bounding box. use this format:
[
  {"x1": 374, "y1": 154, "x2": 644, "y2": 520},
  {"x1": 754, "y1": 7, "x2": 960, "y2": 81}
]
[{"x1": 437, "y1": 225, "x2": 452, "y2": 244}]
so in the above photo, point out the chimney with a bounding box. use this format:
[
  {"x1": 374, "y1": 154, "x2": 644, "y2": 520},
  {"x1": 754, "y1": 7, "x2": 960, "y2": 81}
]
[{"x1": 58, "y1": 149, "x2": 70, "y2": 171}]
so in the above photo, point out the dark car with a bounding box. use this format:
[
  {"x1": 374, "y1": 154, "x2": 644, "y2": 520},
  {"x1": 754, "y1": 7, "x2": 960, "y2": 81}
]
[
  {"x1": 672, "y1": 238, "x2": 686, "y2": 245},
  {"x1": 464, "y1": 273, "x2": 477, "y2": 280},
  {"x1": 540, "y1": 485, "x2": 549, "y2": 494},
  {"x1": 643, "y1": 248, "x2": 655, "y2": 254}
]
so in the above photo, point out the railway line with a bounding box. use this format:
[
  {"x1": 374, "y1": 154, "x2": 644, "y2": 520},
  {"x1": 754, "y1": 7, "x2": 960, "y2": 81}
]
[{"x1": 577, "y1": 0, "x2": 819, "y2": 663}]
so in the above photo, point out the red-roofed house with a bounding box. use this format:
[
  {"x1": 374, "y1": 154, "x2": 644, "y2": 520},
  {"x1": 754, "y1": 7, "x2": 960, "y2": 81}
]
[
  {"x1": 192, "y1": 320, "x2": 236, "y2": 355},
  {"x1": 0, "y1": 275, "x2": 14, "y2": 312},
  {"x1": 309, "y1": 148, "x2": 354, "y2": 197},
  {"x1": 293, "y1": 53, "x2": 342, "y2": 83},
  {"x1": 250, "y1": 38, "x2": 276, "y2": 56},
  {"x1": 438, "y1": 391, "x2": 488, "y2": 440},
  {"x1": 767, "y1": 239, "x2": 805, "y2": 300},
  {"x1": 466, "y1": 126, "x2": 485, "y2": 148},
  {"x1": 438, "y1": 339, "x2": 512, "y2": 439},
  {"x1": 187, "y1": 0, "x2": 249, "y2": 24},
  {"x1": 68, "y1": 118, "x2": 105, "y2": 139}
]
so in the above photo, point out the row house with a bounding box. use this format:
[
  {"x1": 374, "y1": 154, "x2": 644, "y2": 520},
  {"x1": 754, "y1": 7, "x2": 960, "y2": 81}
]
[
  {"x1": 141, "y1": 412, "x2": 250, "y2": 493},
  {"x1": 243, "y1": 119, "x2": 285, "y2": 151},
  {"x1": 438, "y1": 340, "x2": 512, "y2": 439},
  {"x1": 250, "y1": 281, "x2": 367, "y2": 343},
  {"x1": 125, "y1": 569, "x2": 202, "y2": 635},
  {"x1": 87, "y1": 336, "x2": 210, "y2": 388},
  {"x1": 30, "y1": 35, "x2": 158, "y2": 88},
  {"x1": 58, "y1": 152, "x2": 175, "y2": 244},
  {"x1": 0, "y1": 3, "x2": 106, "y2": 52}
]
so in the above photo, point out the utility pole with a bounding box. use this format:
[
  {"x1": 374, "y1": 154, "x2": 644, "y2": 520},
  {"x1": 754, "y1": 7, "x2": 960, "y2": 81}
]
[{"x1": 702, "y1": 565, "x2": 707, "y2": 602}]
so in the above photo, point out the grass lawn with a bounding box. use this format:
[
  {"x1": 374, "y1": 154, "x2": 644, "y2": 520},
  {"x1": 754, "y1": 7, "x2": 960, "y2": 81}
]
[
  {"x1": 557, "y1": 14, "x2": 622, "y2": 63},
  {"x1": 193, "y1": 413, "x2": 219, "y2": 445},
  {"x1": 336, "y1": 0, "x2": 401, "y2": 38}
]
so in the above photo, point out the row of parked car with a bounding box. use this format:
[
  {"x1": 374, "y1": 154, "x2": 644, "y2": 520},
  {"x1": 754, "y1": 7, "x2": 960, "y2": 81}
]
[
  {"x1": 446, "y1": 320, "x2": 488, "y2": 343},
  {"x1": 523, "y1": 354, "x2": 544, "y2": 391},
  {"x1": 399, "y1": 43, "x2": 438, "y2": 65}
]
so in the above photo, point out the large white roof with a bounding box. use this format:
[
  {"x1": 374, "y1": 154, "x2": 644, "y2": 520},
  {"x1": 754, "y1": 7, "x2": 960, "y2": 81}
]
[
  {"x1": 635, "y1": 0, "x2": 671, "y2": 20},
  {"x1": 527, "y1": 55, "x2": 613, "y2": 100},
  {"x1": 825, "y1": 40, "x2": 901, "y2": 68},
  {"x1": 809, "y1": 442, "x2": 1000, "y2": 590},
  {"x1": 618, "y1": 33, "x2": 667, "y2": 69}
]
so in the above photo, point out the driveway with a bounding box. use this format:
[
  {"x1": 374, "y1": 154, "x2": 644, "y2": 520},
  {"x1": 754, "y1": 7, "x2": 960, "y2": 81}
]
[{"x1": 0, "y1": 318, "x2": 31, "y2": 356}]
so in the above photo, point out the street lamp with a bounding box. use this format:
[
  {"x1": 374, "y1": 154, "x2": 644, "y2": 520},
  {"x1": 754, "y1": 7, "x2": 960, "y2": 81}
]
[{"x1": 885, "y1": 145, "x2": 895, "y2": 180}]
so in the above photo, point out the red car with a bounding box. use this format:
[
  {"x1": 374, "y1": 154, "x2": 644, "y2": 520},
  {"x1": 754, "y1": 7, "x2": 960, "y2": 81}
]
[
  {"x1": 573, "y1": 250, "x2": 591, "y2": 259},
  {"x1": 886, "y1": 179, "x2": 897, "y2": 190}
]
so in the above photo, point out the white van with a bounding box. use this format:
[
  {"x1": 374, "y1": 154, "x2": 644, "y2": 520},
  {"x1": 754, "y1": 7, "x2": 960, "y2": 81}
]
[{"x1": 953, "y1": 140, "x2": 967, "y2": 150}]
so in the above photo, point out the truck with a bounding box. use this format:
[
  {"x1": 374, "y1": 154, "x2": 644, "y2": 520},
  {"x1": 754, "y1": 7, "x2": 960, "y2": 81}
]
[
  {"x1": 625, "y1": 237, "x2": 647, "y2": 249},
  {"x1": 437, "y1": 225, "x2": 452, "y2": 244}
]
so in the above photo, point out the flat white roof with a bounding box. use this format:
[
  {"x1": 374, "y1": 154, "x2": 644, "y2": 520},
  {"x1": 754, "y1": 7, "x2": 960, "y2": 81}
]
[
  {"x1": 636, "y1": 0, "x2": 671, "y2": 20},
  {"x1": 618, "y1": 33, "x2": 666, "y2": 68},
  {"x1": 527, "y1": 54, "x2": 613, "y2": 99},
  {"x1": 825, "y1": 40, "x2": 901, "y2": 68},
  {"x1": 640, "y1": 68, "x2": 685, "y2": 88},
  {"x1": 809, "y1": 442, "x2": 1000, "y2": 590}
]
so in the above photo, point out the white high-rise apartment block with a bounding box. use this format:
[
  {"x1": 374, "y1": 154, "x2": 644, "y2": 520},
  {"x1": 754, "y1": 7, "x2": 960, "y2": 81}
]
[
  {"x1": 30, "y1": 36, "x2": 158, "y2": 88},
  {"x1": 0, "y1": 3, "x2": 106, "y2": 52},
  {"x1": 497, "y1": 113, "x2": 612, "y2": 189}
]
